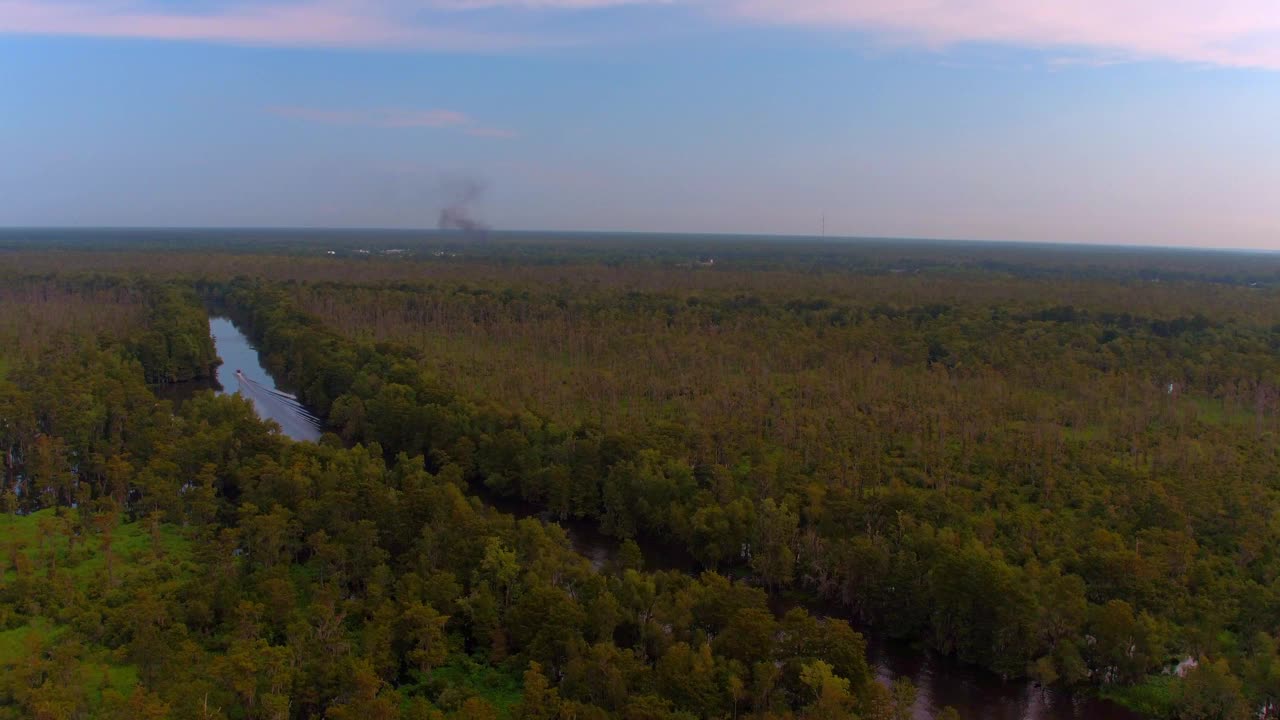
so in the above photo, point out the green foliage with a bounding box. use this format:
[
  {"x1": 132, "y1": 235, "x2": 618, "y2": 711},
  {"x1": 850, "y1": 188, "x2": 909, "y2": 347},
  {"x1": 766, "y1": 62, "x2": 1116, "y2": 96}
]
[
  {"x1": 6, "y1": 241, "x2": 1280, "y2": 719},
  {"x1": 1101, "y1": 675, "x2": 1179, "y2": 718},
  {"x1": 424, "y1": 657, "x2": 523, "y2": 715},
  {"x1": 244, "y1": 266, "x2": 1280, "y2": 700},
  {"x1": 132, "y1": 284, "x2": 220, "y2": 383},
  {"x1": 0, "y1": 508, "x2": 191, "y2": 587},
  {"x1": 0, "y1": 507, "x2": 189, "y2": 717},
  {"x1": 214, "y1": 272, "x2": 1280, "y2": 700},
  {"x1": 0, "y1": 620, "x2": 58, "y2": 666},
  {"x1": 0, "y1": 276, "x2": 147, "y2": 366},
  {"x1": 0, "y1": 271, "x2": 881, "y2": 720},
  {"x1": 1175, "y1": 660, "x2": 1251, "y2": 720}
]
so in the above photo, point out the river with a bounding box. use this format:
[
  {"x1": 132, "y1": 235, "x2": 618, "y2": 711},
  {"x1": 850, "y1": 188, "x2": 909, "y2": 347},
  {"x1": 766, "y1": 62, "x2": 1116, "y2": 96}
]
[
  {"x1": 200, "y1": 315, "x2": 1142, "y2": 720},
  {"x1": 158, "y1": 317, "x2": 323, "y2": 442}
]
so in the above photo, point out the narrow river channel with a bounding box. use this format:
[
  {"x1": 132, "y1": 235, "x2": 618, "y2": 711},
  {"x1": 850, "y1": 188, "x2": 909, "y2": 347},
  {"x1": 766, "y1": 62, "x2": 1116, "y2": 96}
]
[
  {"x1": 201, "y1": 315, "x2": 1142, "y2": 720},
  {"x1": 159, "y1": 317, "x2": 323, "y2": 442},
  {"x1": 208, "y1": 317, "x2": 323, "y2": 442}
]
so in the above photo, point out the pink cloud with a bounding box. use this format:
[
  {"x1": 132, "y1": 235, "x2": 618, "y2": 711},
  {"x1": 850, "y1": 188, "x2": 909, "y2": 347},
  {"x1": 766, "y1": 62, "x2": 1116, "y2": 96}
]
[
  {"x1": 0, "y1": 0, "x2": 533, "y2": 50},
  {"x1": 728, "y1": 0, "x2": 1280, "y2": 70},
  {"x1": 269, "y1": 107, "x2": 470, "y2": 128},
  {"x1": 4, "y1": 0, "x2": 1280, "y2": 70},
  {"x1": 267, "y1": 106, "x2": 516, "y2": 137},
  {"x1": 431, "y1": 0, "x2": 665, "y2": 8}
]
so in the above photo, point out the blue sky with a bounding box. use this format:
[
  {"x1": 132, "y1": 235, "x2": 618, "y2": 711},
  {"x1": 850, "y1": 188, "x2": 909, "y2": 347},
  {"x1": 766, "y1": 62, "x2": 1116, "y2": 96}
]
[{"x1": 2, "y1": 1, "x2": 1278, "y2": 248}]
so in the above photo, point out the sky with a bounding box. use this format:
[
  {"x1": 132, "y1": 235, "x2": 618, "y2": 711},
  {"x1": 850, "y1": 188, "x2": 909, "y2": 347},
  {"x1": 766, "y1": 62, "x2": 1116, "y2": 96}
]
[{"x1": 1, "y1": 1, "x2": 1278, "y2": 248}]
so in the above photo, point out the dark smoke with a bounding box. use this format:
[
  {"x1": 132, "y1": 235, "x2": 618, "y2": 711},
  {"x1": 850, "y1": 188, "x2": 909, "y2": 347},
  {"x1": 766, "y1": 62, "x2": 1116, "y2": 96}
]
[{"x1": 438, "y1": 177, "x2": 490, "y2": 234}]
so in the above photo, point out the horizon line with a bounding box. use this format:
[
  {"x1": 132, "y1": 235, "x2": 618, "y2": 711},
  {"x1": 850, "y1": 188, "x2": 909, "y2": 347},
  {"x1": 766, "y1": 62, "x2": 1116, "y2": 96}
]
[{"x1": 0, "y1": 225, "x2": 1277, "y2": 256}]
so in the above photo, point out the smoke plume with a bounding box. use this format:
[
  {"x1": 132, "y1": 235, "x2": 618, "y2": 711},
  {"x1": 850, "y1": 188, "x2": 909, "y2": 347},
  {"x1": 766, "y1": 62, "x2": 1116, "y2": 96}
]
[{"x1": 438, "y1": 177, "x2": 489, "y2": 234}]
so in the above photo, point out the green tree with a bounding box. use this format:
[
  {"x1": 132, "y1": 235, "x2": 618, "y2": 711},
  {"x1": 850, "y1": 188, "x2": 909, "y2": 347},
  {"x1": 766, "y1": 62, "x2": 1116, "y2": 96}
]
[
  {"x1": 513, "y1": 662, "x2": 562, "y2": 720},
  {"x1": 799, "y1": 660, "x2": 853, "y2": 720},
  {"x1": 1176, "y1": 659, "x2": 1250, "y2": 720},
  {"x1": 751, "y1": 499, "x2": 798, "y2": 588},
  {"x1": 399, "y1": 602, "x2": 450, "y2": 674}
]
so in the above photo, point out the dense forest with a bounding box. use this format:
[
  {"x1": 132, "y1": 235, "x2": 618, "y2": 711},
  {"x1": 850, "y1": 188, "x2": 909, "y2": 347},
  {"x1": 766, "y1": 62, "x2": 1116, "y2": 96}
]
[
  {"x1": 2, "y1": 233, "x2": 1279, "y2": 719},
  {"x1": 0, "y1": 269, "x2": 910, "y2": 718}
]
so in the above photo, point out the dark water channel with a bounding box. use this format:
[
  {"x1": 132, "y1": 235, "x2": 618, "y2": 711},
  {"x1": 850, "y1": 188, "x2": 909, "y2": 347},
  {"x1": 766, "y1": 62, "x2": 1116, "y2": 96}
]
[
  {"x1": 187, "y1": 316, "x2": 1140, "y2": 720},
  {"x1": 507, "y1": 493, "x2": 1141, "y2": 720}
]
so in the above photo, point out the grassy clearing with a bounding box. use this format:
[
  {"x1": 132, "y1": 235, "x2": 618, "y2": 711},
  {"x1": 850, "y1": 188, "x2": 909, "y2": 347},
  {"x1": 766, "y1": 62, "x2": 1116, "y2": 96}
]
[
  {"x1": 83, "y1": 662, "x2": 140, "y2": 705},
  {"x1": 1062, "y1": 424, "x2": 1104, "y2": 442},
  {"x1": 1099, "y1": 674, "x2": 1178, "y2": 718},
  {"x1": 0, "y1": 620, "x2": 139, "y2": 703},
  {"x1": 0, "y1": 508, "x2": 192, "y2": 588},
  {"x1": 1189, "y1": 396, "x2": 1255, "y2": 427},
  {"x1": 408, "y1": 657, "x2": 523, "y2": 717},
  {"x1": 0, "y1": 618, "x2": 59, "y2": 664},
  {"x1": 0, "y1": 510, "x2": 189, "y2": 709}
]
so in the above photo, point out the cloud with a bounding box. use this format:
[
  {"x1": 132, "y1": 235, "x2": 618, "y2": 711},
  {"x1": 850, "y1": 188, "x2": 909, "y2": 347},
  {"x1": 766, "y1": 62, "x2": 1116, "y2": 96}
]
[
  {"x1": 267, "y1": 106, "x2": 516, "y2": 137},
  {"x1": 0, "y1": 0, "x2": 535, "y2": 50},
  {"x1": 727, "y1": 0, "x2": 1280, "y2": 70},
  {"x1": 4, "y1": 0, "x2": 1280, "y2": 70},
  {"x1": 268, "y1": 107, "x2": 469, "y2": 128},
  {"x1": 430, "y1": 0, "x2": 664, "y2": 8},
  {"x1": 465, "y1": 126, "x2": 521, "y2": 138}
]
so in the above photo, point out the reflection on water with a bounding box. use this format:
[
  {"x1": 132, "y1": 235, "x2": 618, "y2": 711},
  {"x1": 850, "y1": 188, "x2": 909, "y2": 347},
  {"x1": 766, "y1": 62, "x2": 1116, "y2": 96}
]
[
  {"x1": 157, "y1": 317, "x2": 322, "y2": 442},
  {"x1": 770, "y1": 588, "x2": 1141, "y2": 719},
  {"x1": 864, "y1": 634, "x2": 1138, "y2": 720},
  {"x1": 479, "y1": 488, "x2": 697, "y2": 574},
  {"x1": 151, "y1": 367, "x2": 222, "y2": 406},
  {"x1": 209, "y1": 317, "x2": 323, "y2": 442}
]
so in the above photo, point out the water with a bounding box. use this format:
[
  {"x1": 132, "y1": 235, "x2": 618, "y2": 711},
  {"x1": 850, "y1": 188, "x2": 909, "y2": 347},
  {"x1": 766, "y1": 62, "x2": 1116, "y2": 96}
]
[
  {"x1": 158, "y1": 317, "x2": 323, "y2": 442},
  {"x1": 860, "y1": 634, "x2": 1139, "y2": 720},
  {"x1": 209, "y1": 317, "x2": 323, "y2": 442},
  {"x1": 479, "y1": 489, "x2": 699, "y2": 574},
  {"x1": 749, "y1": 595, "x2": 1142, "y2": 719}
]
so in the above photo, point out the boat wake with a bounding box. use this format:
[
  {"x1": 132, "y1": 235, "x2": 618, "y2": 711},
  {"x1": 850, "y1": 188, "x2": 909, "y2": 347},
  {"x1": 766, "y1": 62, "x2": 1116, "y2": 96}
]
[{"x1": 234, "y1": 370, "x2": 323, "y2": 442}]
